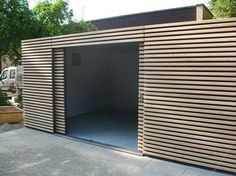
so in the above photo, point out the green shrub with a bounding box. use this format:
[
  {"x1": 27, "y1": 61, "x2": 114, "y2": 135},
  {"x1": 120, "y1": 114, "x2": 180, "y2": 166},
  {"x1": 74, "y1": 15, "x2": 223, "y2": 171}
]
[
  {"x1": 0, "y1": 89, "x2": 10, "y2": 106},
  {"x1": 15, "y1": 94, "x2": 23, "y2": 109}
]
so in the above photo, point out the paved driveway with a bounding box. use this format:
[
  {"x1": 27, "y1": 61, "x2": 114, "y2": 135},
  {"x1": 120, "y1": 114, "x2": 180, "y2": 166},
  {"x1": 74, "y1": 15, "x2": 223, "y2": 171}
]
[{"x1": 0, "y1": 128, "x2": 234, "y2": 176}]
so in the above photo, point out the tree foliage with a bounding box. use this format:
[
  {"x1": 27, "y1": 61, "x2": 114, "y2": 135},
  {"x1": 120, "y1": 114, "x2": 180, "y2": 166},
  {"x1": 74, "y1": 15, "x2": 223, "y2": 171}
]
[
  {"x1": 33, "y1": 0, "x2": 74, "y2": 36},
  {"x1": 209, "y1": 0, "x2": 236, "y2": 18},
  {"x1": 0, "y1": 0, "x2": 42, "y2": 62},
  {"x1": 0, "y1": 0, "x2": 96, "y2": 62},
  {"x1": 63, "y1": 20, "x2": 97, "y2": 34}
]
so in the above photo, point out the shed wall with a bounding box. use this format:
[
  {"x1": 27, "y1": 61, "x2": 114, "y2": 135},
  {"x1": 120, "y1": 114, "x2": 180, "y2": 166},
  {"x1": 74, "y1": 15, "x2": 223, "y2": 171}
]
[
  {"x1": 22, "y1": 18, "x2": 236, "y2": 173},
  {"x1": 53, "y1": 48, "x2": 66, "y2": 134},
  {"x1": 22, "y1": 38, "x2": 54, "y2": 132},
  {"x1": 142, "y1": 18, "x2": 236, "y2": 173}
]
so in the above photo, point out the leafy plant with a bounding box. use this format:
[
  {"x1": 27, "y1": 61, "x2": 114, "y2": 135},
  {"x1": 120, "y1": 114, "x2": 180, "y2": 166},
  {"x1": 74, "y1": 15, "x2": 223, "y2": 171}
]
[
  {"x1": 0, "y1": 89, "x2": 10, "y2": 106},
  {"x1": 33, "y1": 0, "x2": 96, "y2": 36},
  {"x1": 209, "y1": 0, "x2": 236, "y2": 18},
  {"x1": 0, "y1": 0, "x2": 42, "y2": 63},
  {"x1": 15, "y1": 94, "x2": 22, "y2": 109},
  {"x1": 0, "y1": 0, "x2": 96, "y2": 63},
  {"x1": 32, "y1": 0, "x2": 74, "y2": 36}
]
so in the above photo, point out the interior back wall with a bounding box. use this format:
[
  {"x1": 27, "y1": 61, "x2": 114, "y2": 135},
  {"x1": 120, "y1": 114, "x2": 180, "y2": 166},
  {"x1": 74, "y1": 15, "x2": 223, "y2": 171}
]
[
  {"x1": 66, "y1": 43, "x2": 139, "y2": 118},
  {"x1": 66, "y1": 46, "x2": 110, "y2": 117},
  {"x1": 110, "y1": 48, "x2": 139, "y2": 110}
]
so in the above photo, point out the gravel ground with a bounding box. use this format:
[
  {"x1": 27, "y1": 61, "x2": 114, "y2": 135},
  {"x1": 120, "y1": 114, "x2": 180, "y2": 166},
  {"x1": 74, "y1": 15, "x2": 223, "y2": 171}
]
[{"x1": 0, "y1": 122, "x2": 24, "y2": 134}]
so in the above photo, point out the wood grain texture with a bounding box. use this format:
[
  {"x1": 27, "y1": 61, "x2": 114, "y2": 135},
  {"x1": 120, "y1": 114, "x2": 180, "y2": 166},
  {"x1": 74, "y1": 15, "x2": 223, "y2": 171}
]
[
  {"x1": 22, "y1": 18, "x2": 236, "y2": 173},
  {"x1": 22, "y1": 39, "x2": 54, "y2": 132},
  {"x1": 138, "y1": 43, "x2": 144, "y2": 151},
  {"x1": 142, "y1": 18, "x2": 236, "y2": 173},
  {"x1": 53, "y1": 48, "x2": 66, "y2": 134}
]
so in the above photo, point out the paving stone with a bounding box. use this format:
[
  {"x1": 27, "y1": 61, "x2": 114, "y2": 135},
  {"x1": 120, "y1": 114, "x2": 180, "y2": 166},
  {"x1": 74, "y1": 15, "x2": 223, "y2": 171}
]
[
  {"x1": 213, "y1": 171, "x2": 236, "y2": 176},
  {"x1": 63, "y1": 140, "x2": 120, "y2": 162},
  {"x1": 135, "y1": 158, "x2": 188, "y2": 176},
  {"x1": 183, "y1": 166, "x2": 215, "y2": 176},
  {"x1": 0, "y1": 128, "x2": 234, "y2": 176}
]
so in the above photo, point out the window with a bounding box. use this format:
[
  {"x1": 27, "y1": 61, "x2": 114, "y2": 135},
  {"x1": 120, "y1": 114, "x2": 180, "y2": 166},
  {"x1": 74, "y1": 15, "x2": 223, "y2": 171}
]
[
  {"x1": 1, "y1": 70, "x2": 8, "y2": 80},
  {"x1": 10, "y1": 70, "x2": 16, "y2": 79}
]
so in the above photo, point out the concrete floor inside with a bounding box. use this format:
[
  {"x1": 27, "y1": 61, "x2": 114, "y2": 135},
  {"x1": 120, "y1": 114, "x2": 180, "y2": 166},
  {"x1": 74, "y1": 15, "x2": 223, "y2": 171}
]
[{"x1": 67, "y1": 108, "x2": 138, "y2": 151}]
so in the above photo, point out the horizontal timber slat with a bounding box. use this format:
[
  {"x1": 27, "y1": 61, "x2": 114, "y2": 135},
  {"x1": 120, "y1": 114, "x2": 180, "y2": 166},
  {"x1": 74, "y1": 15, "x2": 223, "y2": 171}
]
[
  {"x1": 53, "y1": 48, "x2": 66, "y2": 134},
  {"x1": 22, "y1": 18, "x2": 236, "y2": 173},
  {"x1": 142, "y1": 18, "x2": 236, "y2": 173}
]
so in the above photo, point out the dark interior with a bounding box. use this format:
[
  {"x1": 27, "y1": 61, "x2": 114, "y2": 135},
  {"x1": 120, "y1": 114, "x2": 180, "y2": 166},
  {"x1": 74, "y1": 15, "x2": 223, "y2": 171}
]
[{"x1": 65, "y1": 43, "x2": 139, "y2": 150}]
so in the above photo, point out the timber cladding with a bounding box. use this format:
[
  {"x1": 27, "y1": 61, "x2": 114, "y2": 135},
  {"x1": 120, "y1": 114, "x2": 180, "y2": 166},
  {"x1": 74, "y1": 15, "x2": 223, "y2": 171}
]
[
  {"x1": 22, "y1": 18, "x2": 236, "y2": 173},
  {"x1": 53, "y1": 48, "x2": 66, "y2": 134},
  {"x1": 142, "y1": 19, "x2": 236, "y2": 173},
  {"x1": 22, "y1": 37, "x2": 54, "y2": 132}
]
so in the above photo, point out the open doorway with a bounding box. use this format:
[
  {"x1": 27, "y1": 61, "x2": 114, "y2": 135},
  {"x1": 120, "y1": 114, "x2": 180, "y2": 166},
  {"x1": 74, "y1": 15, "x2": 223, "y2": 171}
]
[{"x1": 65, "y1": 43, "x2": 139, "y2": 151}]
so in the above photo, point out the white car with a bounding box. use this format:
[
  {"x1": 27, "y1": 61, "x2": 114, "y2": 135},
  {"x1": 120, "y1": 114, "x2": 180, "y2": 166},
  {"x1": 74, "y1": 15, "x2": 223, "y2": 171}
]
[{"x1": 0, "y1": 66, "x2": 22, "y2": 94}]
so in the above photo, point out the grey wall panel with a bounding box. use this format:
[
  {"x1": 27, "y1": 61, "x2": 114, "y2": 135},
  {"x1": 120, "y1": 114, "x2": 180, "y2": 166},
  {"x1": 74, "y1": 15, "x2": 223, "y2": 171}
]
[
  {"x1": 90, "y1": 6, "x2": 197, "y2": 30},
  {"x1": 65, "y1": 43, "x2": 139, "y2": 117},
  {"x1": 65, "y1": 46, "x2": 110, "y2": 117},
  {"x1": 109, "y1": 46, "x2": 139, "y2": 110}
]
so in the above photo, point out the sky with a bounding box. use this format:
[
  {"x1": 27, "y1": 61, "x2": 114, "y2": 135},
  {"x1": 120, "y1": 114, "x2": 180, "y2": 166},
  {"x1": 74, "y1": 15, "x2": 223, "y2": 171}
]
[{"x1": 28, "y1": 0, "x2": 210, "y2": 21}]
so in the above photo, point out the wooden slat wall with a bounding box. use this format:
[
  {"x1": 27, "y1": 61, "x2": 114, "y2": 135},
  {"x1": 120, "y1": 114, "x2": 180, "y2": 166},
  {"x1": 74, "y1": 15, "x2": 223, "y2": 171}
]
[
  {"x1": 22, "y1": 18, "x2": 236, "y2": 173},
  {"x1": 22, "y1": 26, "x2": 144, "y2": 134},
  {"x1": 22, "y1": 38, "x2": 54, "y2": 132},
  {"x1": 53, "y1": 48, "x2": 66, "y2": 134},
  {"x1": 142, "y1": 19, "x2": 236, "y2": 173},
  {"x1": 51, "y1": 26, "x2": 144, "y2": 48},
  {"x1": 138, "y1": 43, "x2": 144, "y2": 151},
  {"x1": 50, "y1": 26, "x2": 145, "y2": 137}
]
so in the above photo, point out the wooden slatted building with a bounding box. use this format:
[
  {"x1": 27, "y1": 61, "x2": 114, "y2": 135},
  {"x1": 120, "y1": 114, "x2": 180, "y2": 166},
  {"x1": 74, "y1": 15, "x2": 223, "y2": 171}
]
[{"x1": 22, "y1": 9, "x2": 236, "y2": 173}]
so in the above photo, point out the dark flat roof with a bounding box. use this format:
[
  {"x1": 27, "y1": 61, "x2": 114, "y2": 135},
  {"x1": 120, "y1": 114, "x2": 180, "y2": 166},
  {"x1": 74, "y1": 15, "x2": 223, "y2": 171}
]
[{"x1": 90, "y1": 4, "x2": 213, "y2": 30}]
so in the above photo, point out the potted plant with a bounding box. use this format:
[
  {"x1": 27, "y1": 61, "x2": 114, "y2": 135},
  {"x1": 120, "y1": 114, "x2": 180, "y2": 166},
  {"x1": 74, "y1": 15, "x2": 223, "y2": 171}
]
[{"x1": 0, "y1": 89, "x2": 23, "y2": 124}]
